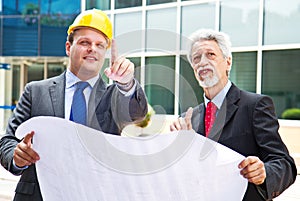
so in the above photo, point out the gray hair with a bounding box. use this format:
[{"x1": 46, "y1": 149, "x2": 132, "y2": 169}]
[{"x1": 187, "y1": 29, "x2": 232, "y2": 65}]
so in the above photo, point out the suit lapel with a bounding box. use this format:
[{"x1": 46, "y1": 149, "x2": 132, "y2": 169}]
[
  {"x1": 87, "y1": 77, "x2": 107, "y2": 129},
  {"x1": 208, "y1": 84, "x2": 240, "y2": 141},
  {"x1": 224, "y1": 84, "x2": 240, "y2": 126},
  {"x1": 49, "y1": 73, "x2": 65, "y2": 118},
  {"x1": 193, "y1": 104, "x2": 205, "y2": 136}
]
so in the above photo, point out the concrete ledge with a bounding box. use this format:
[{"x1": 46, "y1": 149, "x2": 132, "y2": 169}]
[{"x1": 278, "y1": 120, "x2": 300, "y2": 174}]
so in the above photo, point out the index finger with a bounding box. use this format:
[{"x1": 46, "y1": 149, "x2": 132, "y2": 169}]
[
  {"x1": 110, "y1": 39, "x2": 118, "y2": 66},
  {"x1": 23, "y1": 131, "x2": 34, "y2": 146}
]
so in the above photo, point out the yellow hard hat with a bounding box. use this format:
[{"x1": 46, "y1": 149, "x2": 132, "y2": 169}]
[{"x1": 67, "y1": 9, "x2": 113, "y2": 44}]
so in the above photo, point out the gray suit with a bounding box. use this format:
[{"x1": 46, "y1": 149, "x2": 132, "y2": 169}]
[
  {"x1": 184, "y1": 83, "x2": 296, "y2": 200},
  {"x1": 0, "y1": 72, "x2": 148, "y2": 200}
]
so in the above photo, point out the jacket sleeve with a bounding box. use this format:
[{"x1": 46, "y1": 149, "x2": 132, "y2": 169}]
[
  {"x1": 111, "y1": 79, "x2": 148, "y2": 130},
  {"x1": 0, "y1": 83, "x2": 33, "y2": 175},
  {"x1": 252, "y1": 95, "x2": 297, "y2": 199}
]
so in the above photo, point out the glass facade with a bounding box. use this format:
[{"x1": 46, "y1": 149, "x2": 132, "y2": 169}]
[
  {"x1": 220, "y1": 0, "x2": 260, "y2": 47},
  {"x1": 1, "y1": 0, "x2": 300, "y2": 120},
  {"x1": 262, "y1": 49, "x2": 300, "y2": 116},
  {"x1": 1, "y1": 0, "x2": 80, "y2": 56},
  {"x1": 264, "y1": 0, "x2": 300, "y2": 45}
]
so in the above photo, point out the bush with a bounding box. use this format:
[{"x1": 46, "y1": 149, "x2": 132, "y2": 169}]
[{"x1": 281, "y1": 108, "x2": 300, "y2": 120}]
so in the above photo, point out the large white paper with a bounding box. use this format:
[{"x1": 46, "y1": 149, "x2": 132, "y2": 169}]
[{"x1": 16, "y1": 116, "x2": 247, "y2": 201}]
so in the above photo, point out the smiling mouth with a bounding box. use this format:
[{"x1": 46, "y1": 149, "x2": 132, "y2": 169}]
[
  {"x1": 83, "y1": 56, "x2": 97, "y2": 61},
  {"x1": 198, "y1": 68, "x2": 213, "y2": 77}
]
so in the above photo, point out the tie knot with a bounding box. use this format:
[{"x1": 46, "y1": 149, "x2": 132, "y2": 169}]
[
  {"x1": 207, "y1": 101, "x2": 217, "y2": 111},
  {"x1": 76, "y1": 81, "x2": 89, "y2": 91}
]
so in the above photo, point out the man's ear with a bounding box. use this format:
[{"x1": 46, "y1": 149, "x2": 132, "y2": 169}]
[
  {"x1": 65, "y1": 41, "x2": 71, "y2": 56},
  {"x1": 226, "y1": 56, "x2": 232, "y2": 72}
]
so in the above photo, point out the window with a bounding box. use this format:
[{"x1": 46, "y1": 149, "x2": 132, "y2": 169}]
[
  {"x1": 40, "y1": 0, "x2": 80, "y2": 15},
  {"x1": 147, "y1": 0, "x2": 176, "y2": 6},
  {"x1": 181, "y1": 3, "x2": 215, "y2": 50},
  {"x1": 146, "y1": 8, "x2": 177, "y2": 52},
  {"x1": 220, "y1": 0, "x2": 259, "y2": 47},
  {"x1": 86, "y1": 0, "x2": 110, "y2": 10},
  {"x1": 179, "y1": 55, "x2": 203, "y2": 114},
  {"x1": 40, "y1": 16, "x2": 71, "y2": 56},
  {"x1": 145, "y1": 56, "x2": 175, "y2": 114},
  {"x1": 47, "y1": 63, "x2": 66, "y2": 78},
  {"x1": 264, "y1": 0, "x2": 300, "y2": 45},
  {"x1": 114, "y1": 12, "x2": 142, "y2": 55},
  {"x1": 262, "y1": 49, "x2": 300, "y2": 117},
  {"x1": 231, "y1": 52, "x2": 257, "y2": 92},
  {"x1": 115, "y1": 0, "x2": 142, "y2": 9},
  {"x1": 12, "y1": 65, "x2": 21, "y2": 105},
  {"x1": 128, "y1": 57, "x2": 141, "y2": 83},
  {"x1": 27, "y1": 62, "x2": 44, "y2": 83},
  {"x1": 2, "y1": 0, "x2": 38, "y2": 15},
  {"x1": 3, "y1": 17, "x2": 38, "y2": 56}
]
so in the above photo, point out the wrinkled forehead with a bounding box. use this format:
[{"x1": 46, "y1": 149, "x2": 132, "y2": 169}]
[{"x1": 192, "y1": 39, "x2": 221, "y2": 53}]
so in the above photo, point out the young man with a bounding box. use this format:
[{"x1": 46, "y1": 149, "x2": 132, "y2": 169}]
[
  {"x1": 170, "y1": 29, "x2": 297, "y2": 200},
  {"x1": 0, "y1": 9, "x2": 147, "y2": 200}
]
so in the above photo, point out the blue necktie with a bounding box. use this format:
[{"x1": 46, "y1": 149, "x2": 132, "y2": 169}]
[{"x1": 70, "y1": 81, "x2": 89, "y2": 125}]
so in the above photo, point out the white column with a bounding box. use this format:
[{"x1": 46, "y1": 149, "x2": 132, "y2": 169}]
[{"x1": 0, "y1": 68, "x2": 6, "y2": 133}]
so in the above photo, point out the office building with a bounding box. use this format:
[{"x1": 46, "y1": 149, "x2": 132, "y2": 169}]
[{"x1": 1, "y1": 0, "x2": 300, "y2": 131}]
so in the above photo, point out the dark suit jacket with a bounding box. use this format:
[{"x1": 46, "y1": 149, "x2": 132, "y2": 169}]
[
  {"x1": 186, "y1": 83, "x2": 297, "y2": 201},
  {"x1": 0, "y1": 72, "x2": 148, "y2": 201}
]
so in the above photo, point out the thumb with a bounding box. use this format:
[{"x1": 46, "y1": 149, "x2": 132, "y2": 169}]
[{"x1": 185, "y1": 107, "x2": 193, "y2": 130}]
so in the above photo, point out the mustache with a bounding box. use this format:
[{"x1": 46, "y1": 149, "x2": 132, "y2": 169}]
[{"x1": 196, "y1": 65, "x2": 215, "y2": 75}]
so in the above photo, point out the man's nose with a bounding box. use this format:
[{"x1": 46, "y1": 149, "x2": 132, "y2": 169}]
[
  {"x1": 198, "y1": 55, "x2": 209, "y2": 67},
  {"x1": 194, "y1": 55, "x2": 209, "y2": 69},
  {"x1": 87, "y1": 43, "x2": 97, "y2": 52}
]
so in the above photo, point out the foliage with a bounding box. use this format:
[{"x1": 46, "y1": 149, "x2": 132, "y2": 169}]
[
  {"x1": 40, "y1": 14, "x2": 75, "y2": 27},
  {"x1": 281, "y1": 108, "x2": 300, "y2": 120},
  {"x1": 135, "y1": 104, "x2": 155, "y2": 128},
  {"x1": 22, "y1": 3, "x2": 39, "y2": 25}
]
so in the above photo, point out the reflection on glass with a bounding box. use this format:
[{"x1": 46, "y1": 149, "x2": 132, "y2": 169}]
[
  {"x1": 231, "y1": 52, "x2": 257, "y2": 93},
  {"x1": 3, "y1": 17, "x2": 38, "y2": 56},
  {"x1": 47, "y1": 63, "x2": 65, "y2": 78},
  {"x1": 181, "y1": 3, "x2": 215, "y2": 50},
  {"x1": 145, "y1": 56, "x2": 175, "y2": 114},
  {"x1": 264, "y1": 0, "x2": 300, "y2": 45},
  {"x1": 100, "y1": 59, "x2": 110, "y2": 83},
  {"x1": 86, "y1": 0, "x2": 110, "y2": 10},
  {"x1": 115, "y1": 12, "x2": 142, "y2": 55},
  {"x1": 147, "y1": 0, "x2": 176, "y2": 5},
  {"x1": 179, "y1": 55, "x2": 203, "y2": 114},
  {"x1": 40, "y1": 14, "x2": 73, "y2": 56},
  {"x1": 146, "y1": 8, "x2": 177, "y2": 52},
  {"x1": 262, "y1": 49, "x2": 300, "y2": 117},
  {"x1": 27, "y1": 63, "x2": 44, "y2": 83},
  {"x1": 40, "y1": 0, "x2": 80, "y2": 14},
  {"x1": 3, "y1": 0, "x2": 38, "y2": 15},
  {"x1": 115, "y1": 0, "x2": 142, "y2": 9},
  {"x1": 12, "y1": 65, "x2": 21, "y2": 106},
  {"x1": 128, "y1": 57, "x2": 141, "y2": 83},
  {"x1": 220, "y1": 0, "x2": 259, "y2": 46}
]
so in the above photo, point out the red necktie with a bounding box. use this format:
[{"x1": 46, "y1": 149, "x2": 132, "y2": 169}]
[{"x1": 205, "y1": 102, "x2": 217, "y2": 137}]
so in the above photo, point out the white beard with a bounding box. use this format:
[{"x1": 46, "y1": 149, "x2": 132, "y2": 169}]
[{"x1": 198, "y1": 74, "x2": 219, "y2": 88}]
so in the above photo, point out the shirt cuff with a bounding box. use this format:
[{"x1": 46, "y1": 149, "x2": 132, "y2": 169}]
[
  {"x1": 116, "y1": 79, "x2": 137, "y2": 97},
  {"x1": 12, "y1": 159, "x2": 28, "y2": 171}
]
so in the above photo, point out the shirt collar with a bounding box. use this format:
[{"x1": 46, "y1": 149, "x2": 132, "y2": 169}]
[
  {"x1": 66, "y1": 68, "x2": 100, "y2": 89},
  {"x1": 204, "y1": 80, "x2": 232, "y2": 109}
]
